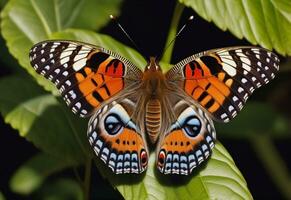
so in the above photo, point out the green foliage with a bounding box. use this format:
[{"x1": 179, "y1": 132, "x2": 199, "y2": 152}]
[
  {"x1": 179, "y1": 0, "x2": 291, "y2": 55},
  {"x1": 35, "y1": 179, "x2": 83, "y2": 200},
  {"x1": 0, "y1": 76, "x2": 89, "y2": 164},
  {"x1": 10, "y1": 153, "x2": 77, "y2": 195},
  {"x1": 0, "y1": 0, "x2": 7, "y2": 10}
]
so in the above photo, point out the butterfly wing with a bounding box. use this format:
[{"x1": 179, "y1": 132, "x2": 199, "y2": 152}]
[
  {"x1": 30, "y1": 40, "x2": 147, "y2": 174},
  {"x1": 166, "y1": 47, "x2": 280, "y2": 122},
  {"x1": 29, "y1": 40, "x2": 143, "y2": 117},
  {"x1": 87, "y1": 96, "x2": 148, "y2": 174},
  {"x1": 156, "y1": 95, "x2": 216, "y2": 175}
]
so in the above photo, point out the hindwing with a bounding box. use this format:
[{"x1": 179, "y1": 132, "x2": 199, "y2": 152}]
[
  {"x1": 87, "y1": 97, "x2": 148, "y2": 174},
  {"x1": 156, "y1": 95, "x2": 216, "y2": 175}
]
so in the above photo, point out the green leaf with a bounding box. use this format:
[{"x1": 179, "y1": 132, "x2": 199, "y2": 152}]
[
  {"x1": 36, "y1": 179, "x2": 83, "y2": 200},
  {"x1": 10, "y1": 153, "x2": 76, "y2": 195},
  {"x1": 0, "y1": 0, "x2": 122, "y2": 94},
  {"x1": 216, "y1": 102, "x2": 289, "y2": 139},
  {"x1": 0, "y1": 76, "x2": 89, "y2": 164},
  {"x1": 96, "y1": 142, "x2": 252, "y2": 200},
  {"x1": 72, "y1": 0, "x2": 122, "y2": 30},
  {"x1": 179, "y1": 0, "x2": 291, "y2": 55}
]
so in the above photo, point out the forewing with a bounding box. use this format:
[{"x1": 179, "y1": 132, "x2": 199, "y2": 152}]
[
  {"x1": 29, "y1": 40, "x2": 143, "y2": 117},
  {"x1": 87, "y1": 97, "x2": 148, "y2": 174},
  {"x1": 166, "y1": 47, "x2": 279, "y2": 122}
]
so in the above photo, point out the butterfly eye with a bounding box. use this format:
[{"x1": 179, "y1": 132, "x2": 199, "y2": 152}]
[
  {"x1": 104, "y1": 114, "x2": 124, "y2": 135},
  {"x1": 183, "y1": 116, "x2": 201, "y2": 137}
]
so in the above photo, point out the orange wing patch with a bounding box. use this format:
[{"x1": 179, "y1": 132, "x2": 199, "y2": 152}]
[
  {"x1": 87, "y1": 51, "x2": 126, "y2": 77},
  {"x1": 63, "y1": 52, "x2": 126, "y2": 117},
  {"x1": 160, "y1": 130, "x2": 204, "y2": 153},
  {"x1": 182, "y1": 55, "x2": 241, "y2": 122}
]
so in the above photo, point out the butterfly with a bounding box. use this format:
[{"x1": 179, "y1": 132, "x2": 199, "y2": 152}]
[{"x1": 29, "y1": 40, "x2": 279, "y2": 175}]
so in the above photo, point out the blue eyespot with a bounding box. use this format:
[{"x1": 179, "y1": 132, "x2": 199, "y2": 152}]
[
  {"x1": 183, "y1": 116, "x2": 201, "y2": 137},
  {"x1": 104, "y1": 114, "x2": 124, "y2": 135}
]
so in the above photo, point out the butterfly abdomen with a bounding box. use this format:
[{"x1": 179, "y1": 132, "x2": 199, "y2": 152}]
[{"x1": 145, "y1": 98, "x2": 161, "y2": 144}]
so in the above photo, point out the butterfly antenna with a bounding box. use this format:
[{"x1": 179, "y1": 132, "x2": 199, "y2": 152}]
[
  {"x1": 110, "y1": 15, "x2": 148, "y2": 60},
  {"x1": 158, "y1": 15, "x2": 194, "y2": 61}
]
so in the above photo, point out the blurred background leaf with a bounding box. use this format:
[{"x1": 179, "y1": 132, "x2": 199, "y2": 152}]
[
  {"x1": 179, "y1": 0, "x2": 291, "y2": 55},
  {"x1": 34, "y1": 178, "x2": 83, "y2": 200},
  {"x1": 9, "y1": 153, "x2": 77, "y2": 195},
  {"x1": 0, "y1": 191, "x2": 5, "y2": 200},
  {"x1": 0, "y1": 0, "x2": 7, "y2": 10},
  {"x1": 216, "y1": 102, "x2": 289, "y2": 139}
]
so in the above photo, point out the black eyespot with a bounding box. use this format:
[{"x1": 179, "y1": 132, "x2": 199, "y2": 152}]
[
  {"x1": 104, "y1": 114, "x2": 124, "y2": 135},
  {"x1": 183, "y1": 116, "x2": 201, "y2": 137}
]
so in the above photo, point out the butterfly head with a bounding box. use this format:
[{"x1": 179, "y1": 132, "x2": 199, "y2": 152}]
[{"x1": 145, "y1": 57, "x2": 161, "y2": 72}]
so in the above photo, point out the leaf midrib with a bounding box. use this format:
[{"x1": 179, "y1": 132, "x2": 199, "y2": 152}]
[{"x1": 30, "y1": 0, "x2": 52, "y2": 35}]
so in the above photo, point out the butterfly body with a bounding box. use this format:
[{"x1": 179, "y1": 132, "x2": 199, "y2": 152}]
[
  {"x1": 142, "y1": 57, "x2": 167, "y2": 144},
  {"x1": 30, "y1": 40, "x2": 279, "y2": 175}
]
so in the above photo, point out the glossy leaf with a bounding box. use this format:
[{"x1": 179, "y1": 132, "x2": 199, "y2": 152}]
[
  {"x1": 0, "y1": 0, "x2": 122, "y2": 94},
  {"x1": 216, "y1": 102, "x2": 289, "y2": 139},
  {"x1": 179, "y1": 0, "x2": 291, "y2": 55},
  {"x1": 0, "y1": 76, "x2": 89, "y2": 164},
  {"x1": 96, "y1": 142, "x2": 252, "y2": 200},
  {"x1": 72, "y1": 0, "x2": 122, "y2": 30},
  {"x1": 10, "y1": 153, "x2": 76, "y2": 195}
]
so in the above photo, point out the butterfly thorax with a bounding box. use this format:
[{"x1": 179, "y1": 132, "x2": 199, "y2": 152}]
[{"x1": 142, "y1": 57, "x2": 166, "y2": 144}]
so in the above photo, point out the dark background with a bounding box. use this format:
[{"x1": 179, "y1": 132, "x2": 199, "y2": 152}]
[{"x1": 1, "y1": 0, "x2": 290, "y2": 199}]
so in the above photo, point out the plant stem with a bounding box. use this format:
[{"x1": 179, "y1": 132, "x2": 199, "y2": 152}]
[
  {"x1": 161, "y1": 2, "x2": 184, "y2": 65},
  {"x1": 249, "y1": 135, "x2": 291, "y2": 199},
  {"x1": 84, "y1": 157, "x2": 92, "y2": 200}
]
